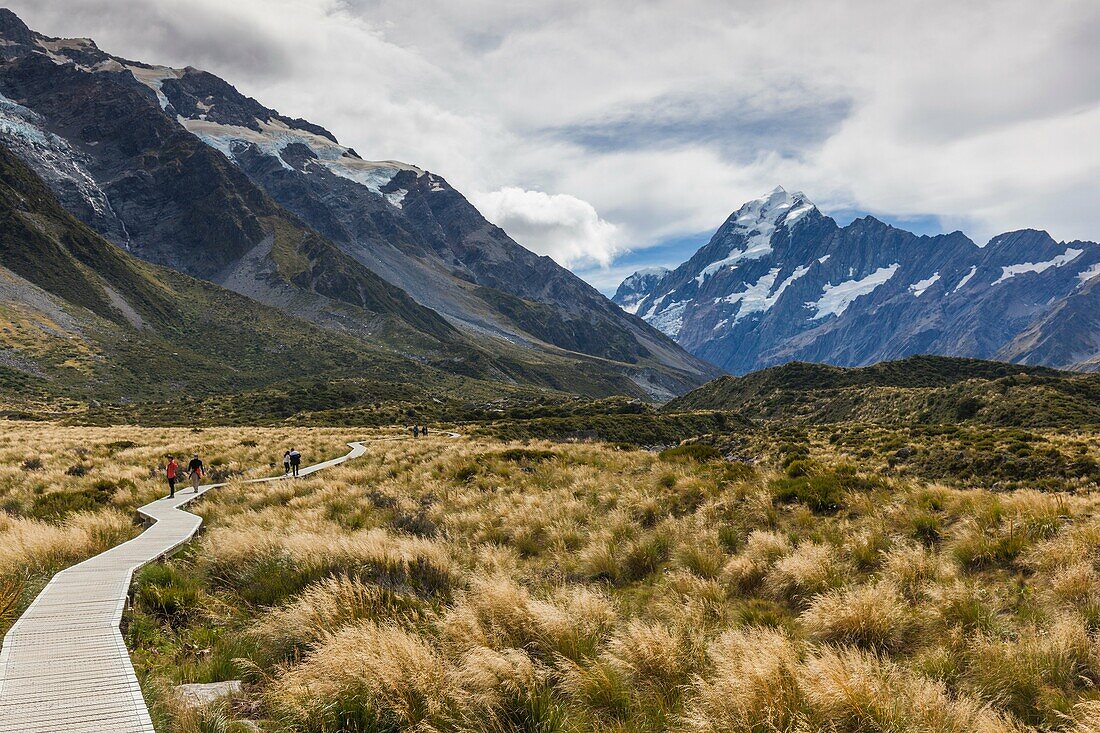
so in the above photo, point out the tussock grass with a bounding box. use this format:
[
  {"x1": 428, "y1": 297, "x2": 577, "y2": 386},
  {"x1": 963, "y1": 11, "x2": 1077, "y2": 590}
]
[{"x1": 7, "y1": 423, "x2": 1099, "y2": 730}]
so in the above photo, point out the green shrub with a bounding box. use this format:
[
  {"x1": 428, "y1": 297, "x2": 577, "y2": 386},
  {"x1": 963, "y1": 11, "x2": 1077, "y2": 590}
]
[
  {"x1": 498, "y1": 448, "x2": 556, "y2": 463},
  {"x1": 785, "y1": 459, "x2": 814, "y2": 478},
  {"x1": 134, "y1": 563, "x2": 204, "y2": 624},
  {"x1": 659, "y1": 444, "x2": 721, "y2": 463},
  {"x1": 30, "y1": 488, "x2": 112, "y2": 520},
  {"x1": 770, "y1": 469, "x2": 880, "y2": 514}
]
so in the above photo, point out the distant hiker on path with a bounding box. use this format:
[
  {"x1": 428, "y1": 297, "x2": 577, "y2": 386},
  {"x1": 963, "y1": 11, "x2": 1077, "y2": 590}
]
[
  {"x1": 412, "y1": 425, "x2": 420, "y2": 438},
  {"x1": 283, "y1": 450, "x2": 291, "y2": 476},
  {"x1": 422, "y1": 425, "x2": 429, "y2": 436},
  {"x1": 166, "y1": 456, "x2": 179, "y2": 498},
  {"x1": 187, "y1": 454, "x2": 204, "y2": 493},
  {"x1": 289, "y1": 448, "x2": 302, "y2": 477}
]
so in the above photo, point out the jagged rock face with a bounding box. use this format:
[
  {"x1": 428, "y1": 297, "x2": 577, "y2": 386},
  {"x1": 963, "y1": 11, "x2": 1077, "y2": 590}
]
[
  {"x1": 0, "y1": 9, "x2": 717, "y2": 397},
  {"x1": 614, "y1": 187, "x2": 1100, "y2": 373}
]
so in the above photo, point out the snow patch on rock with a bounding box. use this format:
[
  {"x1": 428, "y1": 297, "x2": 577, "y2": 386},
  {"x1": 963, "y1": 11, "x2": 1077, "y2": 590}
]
[
  {"x1": 125, "y1": 64, "x2": 184, "y2": 110},
  {"x1": 953, "y1": 266, "x2": 977, "y2": 293},
  {"x1": 0, "y1": 91, "x2": 127, "y2": 243},
  {"x1": 909, "y1": 272, "x2": 940, "y2": 297},
  {"x1": 718, "y1": 264, "x2": 811, "y2": 326},
  {"x1": 1077, "y1": 261, "x2": 1100, "y2": 286},
  {"x1": 645, "y1": 297, "x2": 690, "y2": 338},
  {"x1": 179, "y1": 116, "x2": 420, "y2": 192},
  {"x1": 806, "y1": 263, "x2": 899, "y2": 319},
  {"x1": 993, "y1": 248, "x2": 1084, "y2": 285}
]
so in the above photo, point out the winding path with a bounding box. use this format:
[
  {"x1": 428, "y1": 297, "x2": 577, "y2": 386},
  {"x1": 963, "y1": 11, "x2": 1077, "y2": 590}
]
[{"x1": 0, "y1": 442, "x2": 366, "y2": 732}]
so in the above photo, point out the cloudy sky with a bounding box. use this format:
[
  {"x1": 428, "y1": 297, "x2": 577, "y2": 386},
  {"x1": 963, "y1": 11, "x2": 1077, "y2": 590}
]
[{"x1": 11, "y1": 0, "x2": 1099, "y2": 293}]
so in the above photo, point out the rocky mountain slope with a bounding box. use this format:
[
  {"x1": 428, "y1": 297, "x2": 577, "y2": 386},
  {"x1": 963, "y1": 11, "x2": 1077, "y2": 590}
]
[
  {"x1": 615, "y1": 187, "x2": 1100, "y2": 374},
  {"x1": 0, "y1": 9, "x2": 716, "y2": 399},
  {"x1": 0, "y1": 140, "x2": 436, "y2": 408}
]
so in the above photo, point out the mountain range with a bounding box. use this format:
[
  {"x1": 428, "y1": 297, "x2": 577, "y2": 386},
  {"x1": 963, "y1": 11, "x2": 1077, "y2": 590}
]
[
  {"x1": 614, "y1": 187, "x2": 1100, "y2": 374},
  {"x1": 0, "y1": 8, "x2": 717, "y2": 406}
]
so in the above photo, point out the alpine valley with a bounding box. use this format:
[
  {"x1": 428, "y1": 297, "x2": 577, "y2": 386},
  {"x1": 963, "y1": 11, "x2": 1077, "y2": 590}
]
[
  {"x1": 614, "y1": 187, "x2": 1100, "y2": 374},
  {"x1": 0, "y1": 8, "x2": 717, "y2": 415}
]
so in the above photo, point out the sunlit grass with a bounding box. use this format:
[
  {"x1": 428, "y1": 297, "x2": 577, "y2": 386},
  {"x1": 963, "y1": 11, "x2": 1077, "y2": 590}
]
[{"x1": 3, "y1": 421, "x2": 1100, "y2": 731}]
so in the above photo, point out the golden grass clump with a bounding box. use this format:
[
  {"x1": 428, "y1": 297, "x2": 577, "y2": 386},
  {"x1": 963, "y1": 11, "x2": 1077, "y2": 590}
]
[
  {"x1": 721, "y1": 529, "x2": 791, "y2": 594},
  {"x1": 800, "y1": 646, "x2": 1022, "y2": 733},
  {"x1": 0, "y1": 510, "x2": 133, "y2": 576},
  {"x1": 248, "y1": 574, "x2": 430, "y2": 663},
  {"x1": 442, "y1": 574, "x2": 616, "y2": 664},
  {"x1": 764, "y1": 541, "x2": 845, "y2": 605},
  {"x1": 882, "y1": 542, "x2": 957, "y2": 601},
  {"x1": 604, "y1": 618, "x2": 699, "y2": 693},
  {"x1": 1048, "y1": 561, "x2": 1100, "y2": 609},
  {"x1": 267, "y1": 621, "x2": 449, "y2": 731},
  {"x1": 957, "y1": 614, "x2": 1098, "y2": 727},
  {"x1": 801, "y1": 581, "x2": 919, "y2": 652},
  {"x1": 681, "y1": 627, "x2": 803, "y2": 732}
]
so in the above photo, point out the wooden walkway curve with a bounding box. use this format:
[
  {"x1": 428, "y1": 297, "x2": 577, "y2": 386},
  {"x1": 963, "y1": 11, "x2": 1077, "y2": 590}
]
[{"x1": 0, "y1": 442, "x2": 366, "y2": 732}]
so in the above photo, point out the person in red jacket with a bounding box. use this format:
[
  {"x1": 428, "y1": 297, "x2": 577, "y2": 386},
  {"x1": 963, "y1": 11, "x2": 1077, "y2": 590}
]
[{"x1": 166, "y1": 456, "x2": 180, "y2": 499}]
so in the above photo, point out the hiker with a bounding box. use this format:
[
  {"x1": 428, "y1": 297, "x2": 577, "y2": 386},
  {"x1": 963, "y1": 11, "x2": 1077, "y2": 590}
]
[
  {"x1": 166, "y1": 455, "x2": 180, "y2": 499},
  {"x1": 422, "y1": 425, "x2": 429, "y2": 437},
  {"x1": 289, "y1": 448, "x2": 302, "y2": 477},
  {"x1": 412, "y1": 425, "x2": 420, "y2": 438},
  {"x1": 187, "y1": 454, "x2": 204, "y2": 493},
  {"x1": 283, "y1": 450, "x2": 291, "y2": 476}
]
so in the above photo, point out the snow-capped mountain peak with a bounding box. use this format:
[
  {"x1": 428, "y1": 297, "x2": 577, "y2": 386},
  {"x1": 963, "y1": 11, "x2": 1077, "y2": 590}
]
[
  {"x1": 613, "y1": 267, "x2": 671, "y2": 315},
  {"x1": 613, "y1": 190, "x2": 1100, "y2": 374},
  {"x1": 733, "y1": 186, "x2": 817, "y2": 230}
]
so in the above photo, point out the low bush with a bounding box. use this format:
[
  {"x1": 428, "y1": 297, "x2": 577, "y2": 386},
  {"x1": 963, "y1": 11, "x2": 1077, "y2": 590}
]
[
  {"x1": 29, "y1": 487, "x2": 112, "y2": 520},
  {"x1": 659, "y1": 444, "x2": 722, "y2": 463},
  {"x1": 498, "y1": 448, "x2": 556, "y2": 463}
]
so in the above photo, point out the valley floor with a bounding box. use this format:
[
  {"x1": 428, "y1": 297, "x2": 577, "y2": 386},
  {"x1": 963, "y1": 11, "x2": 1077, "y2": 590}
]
[{"x1": 2, "y1": 422, "x2": 1100, "y2": 732}]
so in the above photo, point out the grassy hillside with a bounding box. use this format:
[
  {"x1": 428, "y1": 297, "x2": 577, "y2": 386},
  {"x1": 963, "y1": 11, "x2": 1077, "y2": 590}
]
[{"x1": 665, "y1": 355, "x2": 1100, "y2": 427}]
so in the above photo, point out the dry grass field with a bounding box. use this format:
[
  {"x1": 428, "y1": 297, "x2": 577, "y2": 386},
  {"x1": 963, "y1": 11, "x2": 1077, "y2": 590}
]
[{"x1": 4, "y1": 421, "x2": 1100, "y2": 732}]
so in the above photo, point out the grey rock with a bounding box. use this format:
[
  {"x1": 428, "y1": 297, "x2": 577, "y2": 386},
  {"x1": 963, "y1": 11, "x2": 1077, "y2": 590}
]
[{"x1": 175, "y1": 680, "x2": 242, "y2": 708}]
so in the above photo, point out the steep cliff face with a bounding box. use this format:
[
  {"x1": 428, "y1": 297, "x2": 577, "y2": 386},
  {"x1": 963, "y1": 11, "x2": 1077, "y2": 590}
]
[
  {"x1": 616, "y1": 187, "x2": 1100, "y2": 374},
  {"x1": 0, "y1": 140, "x2": 419, "y2": 404}
]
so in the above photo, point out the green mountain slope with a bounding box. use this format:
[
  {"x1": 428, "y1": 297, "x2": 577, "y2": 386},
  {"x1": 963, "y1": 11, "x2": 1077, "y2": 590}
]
[
  {"x1": 665, "y1": 355, "x2": 1100, "y2": 427},
  {"x1": 0, "y1": 142, "x2": 477, "y2": 413}
]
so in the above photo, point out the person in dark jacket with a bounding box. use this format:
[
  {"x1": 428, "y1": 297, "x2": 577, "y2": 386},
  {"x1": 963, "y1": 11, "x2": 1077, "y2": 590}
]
[
  {"x1": 187, "y1": 454, "x2": 204, "y2": 493},
  {"x1": 289, "y1": 448, "x2": 302, "y2": 477}
]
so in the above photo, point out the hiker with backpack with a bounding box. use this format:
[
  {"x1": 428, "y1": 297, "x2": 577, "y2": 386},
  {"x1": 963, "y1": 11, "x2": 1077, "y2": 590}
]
[
  {"x1": 283, "y1": 450, "x2": 292, "y2": 476},
  {"x1": 187, "y1": 454, "x2": 204, "y2": 493},
  {"x1": 289, "y1": 448, "x2": 302, "y2": 477}
]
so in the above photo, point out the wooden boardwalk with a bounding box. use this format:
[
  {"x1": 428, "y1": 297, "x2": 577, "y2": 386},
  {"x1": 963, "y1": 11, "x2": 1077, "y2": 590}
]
[{"x1": 0, "y1": 442, "x2": 366, "y2": 732}]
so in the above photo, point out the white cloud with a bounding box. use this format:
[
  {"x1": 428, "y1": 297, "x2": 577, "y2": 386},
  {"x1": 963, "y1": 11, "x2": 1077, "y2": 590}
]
[
  {"x1": 473, "y1": 187, "x2": 620, "y2": 268},
  {"x1": 7, "y1": 0, "x2": 1099, "y2": 279}
]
